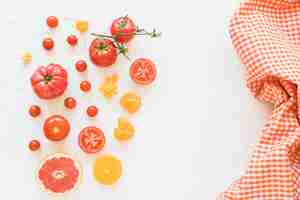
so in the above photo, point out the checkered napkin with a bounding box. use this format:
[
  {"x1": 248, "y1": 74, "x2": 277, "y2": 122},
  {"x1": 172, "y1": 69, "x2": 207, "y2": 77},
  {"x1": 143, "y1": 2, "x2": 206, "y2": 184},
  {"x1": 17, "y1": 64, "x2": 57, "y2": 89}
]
[{"x1": 219, "y1": 0, "x2": 300, "y2": 199}]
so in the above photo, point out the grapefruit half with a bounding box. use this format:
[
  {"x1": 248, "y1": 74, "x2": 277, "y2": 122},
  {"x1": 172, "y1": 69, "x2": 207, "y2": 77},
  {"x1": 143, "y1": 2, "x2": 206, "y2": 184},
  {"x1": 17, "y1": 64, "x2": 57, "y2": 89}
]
[{"x1": 37, "y1": 153, "x2": 81, "y2": 195}]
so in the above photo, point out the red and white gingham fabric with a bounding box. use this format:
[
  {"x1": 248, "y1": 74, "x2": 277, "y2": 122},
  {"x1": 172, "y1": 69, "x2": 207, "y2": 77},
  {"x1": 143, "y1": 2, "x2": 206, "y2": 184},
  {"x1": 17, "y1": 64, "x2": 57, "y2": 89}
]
[{"x1": 220, "y1": 0, "x2": 300, "y2": 199}]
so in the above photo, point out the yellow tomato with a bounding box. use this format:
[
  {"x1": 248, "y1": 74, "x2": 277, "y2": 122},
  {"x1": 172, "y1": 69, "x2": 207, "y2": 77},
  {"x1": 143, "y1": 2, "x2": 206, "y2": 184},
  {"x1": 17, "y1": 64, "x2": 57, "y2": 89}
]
[
  {"x1": 93, "y1": 155, "x2": 122, "y2": 185},
  {"x1": 120, "y1": 92, "x2": 141, "y2": 114},
  {"x1": 75, "y1": 20, "x2": 89, "y2": 33},
  {"x1": 99, "y1": 74, "x2": 119, "y2": 99},
  {"x1": 114, "y1": 117, "x2": 135, "y2": 141},
  {"x1": 21, "y1": 52, "x2": 32, "y2": 64}
]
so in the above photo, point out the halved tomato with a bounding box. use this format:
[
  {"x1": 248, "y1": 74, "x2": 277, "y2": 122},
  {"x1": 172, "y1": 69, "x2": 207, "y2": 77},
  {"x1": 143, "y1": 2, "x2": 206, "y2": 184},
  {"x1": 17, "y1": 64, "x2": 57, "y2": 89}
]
[
  {"x1": 130, "y1": 58, "x2": 157, "y2": 85},
  {"x1": 78, "y1": 127, "x2": 105, "y2": 154}
]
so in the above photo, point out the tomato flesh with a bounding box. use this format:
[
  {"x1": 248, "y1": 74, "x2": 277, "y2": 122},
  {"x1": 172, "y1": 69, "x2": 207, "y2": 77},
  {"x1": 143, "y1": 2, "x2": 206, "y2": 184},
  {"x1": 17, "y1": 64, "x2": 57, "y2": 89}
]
[
  {"x1": 43, "y1": 115, "x2": 70, "y2": 141},
  {"x1": 79, "y1": 126, "x2": 105, "y2": 154},
  {"x1": 130, "y1": 58, "x2": 157, "y2": 85}
]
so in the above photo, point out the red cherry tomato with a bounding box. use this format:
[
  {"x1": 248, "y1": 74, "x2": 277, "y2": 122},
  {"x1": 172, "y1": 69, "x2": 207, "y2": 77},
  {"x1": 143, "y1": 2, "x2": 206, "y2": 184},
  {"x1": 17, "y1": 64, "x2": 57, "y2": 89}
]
[
  {"x1": 75, "y1": 60, "x2": 87, "y2": 72},
  {"x1": 111, "y1": 16, "x2": 136, "y2": 43},
  {"x1": 64, "y1": 97, "x2": 77, "y2": 109},
  {"x1": 43, "y1": 115, "x2": 70, "y2": 141},
  {"x1": 46, "y1": 16, "x2": 59, "y2": 28},
  {"x1": 89, "y1": 38, "x2": 117, "y2": 67},
  {"x1": 78, "y1": 126, "x2": 105, "y2": 153},
  {"x1": 67, "y1": 35, "x2": 78, "y2": 46},
  {"x1": 31, "y1": 64, "x2": 68, "y2": 100},
  {"x1": 130, "y1": 58, "x2": 157, "y2": 85},
  {"x1": 42, "y1": 38, "x2": 54, "y2": 50},
  {"x1": 80, "y1": 81, "x2": 91, "y2": 92},
  {"x1": 29, "y1": 140, "x2": 41, "y2": 151},
  {"x1": 87, "y1": 106, "x2": 98, "y2": 117},
  {"x1": 29, "y1": 105, "x2": 41, "y2": 117}
]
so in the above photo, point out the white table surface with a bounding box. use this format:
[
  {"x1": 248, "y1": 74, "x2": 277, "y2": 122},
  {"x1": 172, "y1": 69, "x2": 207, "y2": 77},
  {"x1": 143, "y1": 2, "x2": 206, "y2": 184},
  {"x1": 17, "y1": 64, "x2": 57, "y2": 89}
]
[{"x1": 0, "y1": 0, "x2": 272, "y2": 199}]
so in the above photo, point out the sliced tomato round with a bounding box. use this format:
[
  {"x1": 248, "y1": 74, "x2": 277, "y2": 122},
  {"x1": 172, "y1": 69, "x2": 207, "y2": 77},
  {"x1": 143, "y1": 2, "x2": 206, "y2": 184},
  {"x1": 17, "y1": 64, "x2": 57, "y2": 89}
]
[
  {"x1": 78, "y1": 126, "x2": 105, "y2": 154},
  {"x1": 130, "y1": 58, "x2": 157, "y2": 85}
]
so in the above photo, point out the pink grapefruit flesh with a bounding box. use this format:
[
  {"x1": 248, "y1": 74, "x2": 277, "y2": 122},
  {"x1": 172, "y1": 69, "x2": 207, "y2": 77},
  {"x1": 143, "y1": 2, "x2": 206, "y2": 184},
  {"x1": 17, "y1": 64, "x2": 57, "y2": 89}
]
[{"x1": 37, "y1": 153, "x2": 81, "y2": 195}]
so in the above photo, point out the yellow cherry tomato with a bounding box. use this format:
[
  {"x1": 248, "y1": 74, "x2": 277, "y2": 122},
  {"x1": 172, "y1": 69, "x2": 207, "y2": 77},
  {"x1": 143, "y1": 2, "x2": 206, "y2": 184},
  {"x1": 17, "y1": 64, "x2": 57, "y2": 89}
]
[
  {"x1": 93, "y1": 155, "x2": 122, "y2": 185},
  {"x1": 99, "y1": 74, "x2": 119, "y2": 99},
  {"x1": 120, "y1": 92, "x2": 141, "y2": 114},
  {"x1": 21, "y1": 52, "x2": 32, "y2": 64},
  {"x1": 75, "y1": 20, "x2": 89, "y2": 33},
  {"x1": 114, "y1": 117, "x2": 135, "y2": 141}
]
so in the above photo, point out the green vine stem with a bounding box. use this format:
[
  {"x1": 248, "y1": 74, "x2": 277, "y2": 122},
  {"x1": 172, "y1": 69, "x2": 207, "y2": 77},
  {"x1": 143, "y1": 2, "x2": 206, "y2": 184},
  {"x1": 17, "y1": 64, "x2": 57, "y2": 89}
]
[{"x1": 91, "y1": 27, "x2": 161, "y2": 60}]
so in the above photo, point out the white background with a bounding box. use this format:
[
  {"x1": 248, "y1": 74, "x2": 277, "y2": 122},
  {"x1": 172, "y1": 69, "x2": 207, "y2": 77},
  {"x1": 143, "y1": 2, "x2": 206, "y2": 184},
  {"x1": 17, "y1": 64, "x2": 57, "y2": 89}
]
[{"x1": 0, "y1": 0, "x2": 273, "y2": 199}]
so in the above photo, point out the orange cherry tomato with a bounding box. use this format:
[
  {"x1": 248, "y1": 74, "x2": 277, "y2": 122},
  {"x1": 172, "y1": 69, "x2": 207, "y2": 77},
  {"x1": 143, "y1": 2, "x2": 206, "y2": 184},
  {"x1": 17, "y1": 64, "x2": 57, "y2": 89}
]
[
  {"x1": 64, "y1": 97, "x2": 77, "y2": 109},
  {"x1": 29, "y1": 140, "x2": 40, "y2": 151},
  {"x1": 43, "y1": 115, "x2": 70, "y2": 141},
  {"x1": 80, "y1": 81, "x2": 91, "y2": 92},
  {"x1": 78, "y1": 126, "x2": 105, "y2": 154},
  {"x1": 42, "y1": 38, "x2": 54, "y2": 50},
  {"x1": 87, "y1": 106, "x2": 98, "y2": 117},
  {"x1": 46, "y1": 16, "x2": 59, "y2": 28},
  {"x1": 29, "y1": 105, "x2": 41, "y2": 117}
]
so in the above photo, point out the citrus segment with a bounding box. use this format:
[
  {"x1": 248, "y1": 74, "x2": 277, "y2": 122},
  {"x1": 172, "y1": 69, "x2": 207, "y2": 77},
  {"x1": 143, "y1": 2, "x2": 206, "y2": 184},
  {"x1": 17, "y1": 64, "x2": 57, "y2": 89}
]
[{"x1": 93, "y1": 155, "x2": 122, "y2": 185}]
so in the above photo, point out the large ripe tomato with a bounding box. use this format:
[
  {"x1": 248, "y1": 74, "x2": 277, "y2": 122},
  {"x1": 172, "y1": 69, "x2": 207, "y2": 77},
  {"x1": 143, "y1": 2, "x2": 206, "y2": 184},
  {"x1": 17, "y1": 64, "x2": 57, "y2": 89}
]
[
  {"x1": 111, "y1": 16, "x2": 136, "y2": 44},
  {"x1": 43, "y1": 115, "x2": 70, "y2": 141},
  {"x1": 130, "y1": 58, "x2": 157, "y2": 85},
  {"x1": 78, "y1": 126, "x2": 105, "y2": 154},
  {"x1": 31, "y1": 64, "x2": 68, "y2": 100},
  {"x1": 89, "y1": 38, "x2": 117, "y2": 67}
]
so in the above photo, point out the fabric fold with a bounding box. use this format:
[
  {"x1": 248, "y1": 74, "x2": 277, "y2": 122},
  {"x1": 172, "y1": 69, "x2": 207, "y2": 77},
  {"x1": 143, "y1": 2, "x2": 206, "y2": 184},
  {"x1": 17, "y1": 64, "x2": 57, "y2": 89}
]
[{"x1": 221, "y1": 0, "x2": 300, "y2": 199}]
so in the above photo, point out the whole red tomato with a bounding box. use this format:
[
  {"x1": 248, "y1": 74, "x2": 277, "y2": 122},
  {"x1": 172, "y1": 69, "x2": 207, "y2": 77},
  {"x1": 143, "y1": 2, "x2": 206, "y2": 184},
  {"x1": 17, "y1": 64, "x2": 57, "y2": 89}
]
[
  {"x1": 31, "y1": 64, "x2": 68, "y2": 100},
  {"x1": 111, "y1": 16, "x2": 136, "y2": 44},
  {"x1": 43, "y1": 115, "x2": 70, "y2": 141},
  {"x1": 89, "y1": 38, "x2": 117, "y2": 67}
]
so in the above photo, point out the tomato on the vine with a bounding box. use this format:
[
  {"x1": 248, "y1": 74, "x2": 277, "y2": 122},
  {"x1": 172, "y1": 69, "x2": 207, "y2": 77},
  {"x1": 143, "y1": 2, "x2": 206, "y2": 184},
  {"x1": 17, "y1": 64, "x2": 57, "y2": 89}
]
[
  {"x1": 43, "y1": 115, "x2": 70, "y2": 141},
  {"x1": 67, "y1": 35, "x2": 78, "y2": 46},
  {"x1": 46, "y1": 16, "x2": 59, "y2": 28},
  {"x1": 87, "y1": 105, "x2": 98, "y2": 117},
  {"x1": 31, "y1": 64, "x2": 68, "y2": 100},
  {"x1": 79, "y1": 126, "x2": 105, "y2": 154},
  {"x1": 130, "y1": 58, "x2": 157, "y2": 85},
  {"x1": 80, "y1": 81, "x2": 91, "y2": 92},
  {"x1": 89, "y1": 38, "x2": 117, "y2": 67},
  {"x1": 64, "y1": 97, "x2": 77, "y2": 109},
  {"x1": 42, "y1": 38, "x2": 54, "y2": 50},
  {"x1": 29, "y1": 140, "x2": 41, "y2": 151},
  {"x1": 75, "y1": 60, "x2": 87, "y2": 72},
  {"x1": 111, "y1": 16, "x2": 136, "y2": 44},
  {"x1": 29, "y1": 105, "x2": 41, "y2": 117}
]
